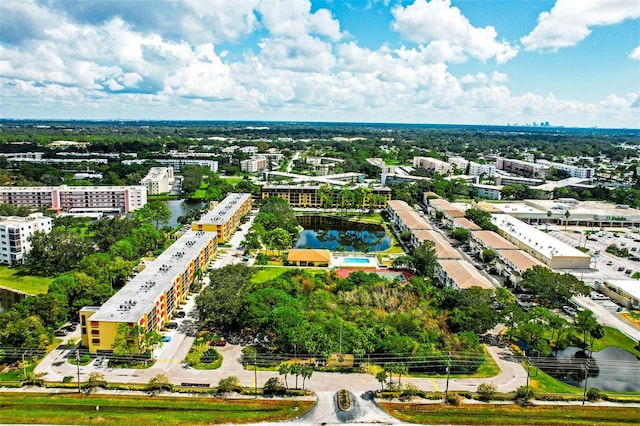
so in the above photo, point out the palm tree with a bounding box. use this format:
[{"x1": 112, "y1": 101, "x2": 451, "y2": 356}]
[
  {"x1": 564, "y1": 210, "x2": 571, "y2": 230},
  {"x1": 278, "y1": 363, "x2": 290, "y2": 389},
  {"x1": 546, "y1": 211, "x2": 552, "y2": 232},
  {"x1": 376, "y1": 370, "x2": 387, "y2": 391}
]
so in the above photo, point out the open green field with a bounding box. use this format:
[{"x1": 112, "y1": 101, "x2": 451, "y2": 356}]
[
  {"x1": 251, "y1": 267, "x2": 327, "y2": 284},
  {"x1": 220, "y1": 175, "x2": 245, "y2": 185},
  {"x1": 378, "y1": 401, "x2": 640, "y2": 425},
  {"x1": 0, "y1": 266, "x2": 53, "y2": 294},
  {"x1": 0, "y1": 393, "x2": 313, "y2": 425},
  {"x1": 593, "y1": 326, "x2": 640, "y2": 357}
]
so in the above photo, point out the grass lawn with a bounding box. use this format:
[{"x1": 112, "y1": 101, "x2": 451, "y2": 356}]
[
  {"x1": 220, "y1": 176, "x2": 244, "y2": 186},
  {"x1": 592, "y1": 326, "x2": 640, "y2": 357},
  {"x1": 251, "y1": 267, "x2": 327, "y2": 284},
  {"x1": 191, "y1": 189, "x2": 207, "y2": 198},
  {"x1": 0, "y1": 393, "x2": 313, "y2": 425},
  {"x1": 527, "y1": 364, "x2": 583, "y2": 394},
  {"x1": 0, "y1": 266, "x2": 53, "y2": 294},
  {"x1": 378, "y1": 402, "x2": 640, "y2": 425},
  {"x1": 252, "y1": 267, "x2": 288, "y2": 283}
]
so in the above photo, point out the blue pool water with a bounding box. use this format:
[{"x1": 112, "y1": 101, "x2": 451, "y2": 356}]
[{"x1": 343, "y1": 257, "x2": 371, "y2": 264}]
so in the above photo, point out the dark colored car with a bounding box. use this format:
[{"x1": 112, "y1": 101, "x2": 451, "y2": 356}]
[
  {"x1": 166, "y1": 322, "x2": 179, "y2": 329},
  {"x1": 210, "y1": 339, "x2": 227, "y2": 347},
  {"x1": 175, "y1": 311, "x2": 186, "y2": 318}
]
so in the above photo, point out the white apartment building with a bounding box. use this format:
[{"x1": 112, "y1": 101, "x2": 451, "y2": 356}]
[
  {"x1": 412, "y1": 156, "x2": 452, "y2": 175},
  {"x1": 122, "y1": 159, "x2": 218, "y2": 173},
  {"x1": 140, "y1": 167, "x2": 174, "y2": 195},
  {"x1": 0, "y1": 213, "x2": 52, "y2": 266},
  {"x1": 535, "y1": 159, "x2": 595, "y2": 179},
  {"x1": 0, "y1": 185, "x2": 147, "y2": 214},
  {"x1": 468, "y1": 162, "x2": 496, "y2": 178},
  {"x1": 240, "y1": 157, "x2": 268, "y2": 173}
]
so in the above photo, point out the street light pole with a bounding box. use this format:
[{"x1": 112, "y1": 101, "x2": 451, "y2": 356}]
[{"x1": 76, "y1": 350, "x2": 81, "y2": 393}]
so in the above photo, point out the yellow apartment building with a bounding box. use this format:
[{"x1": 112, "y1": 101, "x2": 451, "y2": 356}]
[
  {"x1": 261, "y1": 185, "x2": 391, "y2": 208},
  {"x1": 80, "y1": 230, "x2": 217, "y2": 354},
  {"x1": 191, "y1": 193, "x2": 252, "y2": 243}
]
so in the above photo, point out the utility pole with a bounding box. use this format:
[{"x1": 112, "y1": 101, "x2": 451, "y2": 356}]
[
  {"x1": 524, "y1": 358, "x2": 531, "y2": 404},
  {"x1": 76, "y1": 350, "x2": 81, "y2": 393},
  {"x1": 444, "y1": 351, "x2": 451, "y2": 401},
  {"x1": 253, "y1": 351, "x2": 257, "y2": 399},
  {"x1": 582, "y1": 358, "x2": 591, "y2": 405}
]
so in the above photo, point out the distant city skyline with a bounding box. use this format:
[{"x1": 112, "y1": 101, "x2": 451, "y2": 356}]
[{"x1": 0, "y1": 0, "x2": 638, "y2": 128}]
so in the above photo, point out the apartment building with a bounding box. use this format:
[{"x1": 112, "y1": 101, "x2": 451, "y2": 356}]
[
  {"x1": 536, "y1": 159, "x2": 595, "y2": 179},
  {"x1": 436, "y1": 259, "x2": 494, "y2": 290},
  {"x1": 0, "y1": 213, "x2": 52, "y2": 266},
  {"x1": 240, "y1": 157, "x2": 268, "y2": 173},
  {"x1": 0, "y1": 185, "x2": 147, "y2": 214},
  {"x1": 191, "y1": 193, "x2": 252, "y2": 243},
  {"x1": 123, "y1": 159, "x2": 218, "y2": 172},
  {"x1": 468, "y1": 162, "x2": 496, "y2": 178},
  {"x1": 140, "y1": 167, "x2": 174, "y2": 195},
  {"x1": 79, "y1": 230, "x2": 217, "y2": 354},
  {"x1": 495, "y1": 157, "x2": 549, "y2": 179},
  {"x1": 385, "y1": 200, "x2": 431, "y2": 233},
  {"x1": 412, "y1": 156, "x2": 453, "y2": 175},
  {"x1": 261, "y1": 185, "x2": 391, "y2": 209}
]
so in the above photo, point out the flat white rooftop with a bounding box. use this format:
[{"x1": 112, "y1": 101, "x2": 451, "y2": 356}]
[
  {"x1": 490, "y1": 214, "x2": 590, "y2": 260},
  {"x1": 90, "y1": 230, "x2": 215, "y2": 323},
  {"x1": 196, "y1": 193, "x2": 251, "y2": 226},
  {"x1": 606, "y1": 280, "x2": 640, "y2": 301}
]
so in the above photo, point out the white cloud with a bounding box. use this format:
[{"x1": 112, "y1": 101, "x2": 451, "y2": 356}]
[
  {"x1": 521, "y1": 0, "x2": 640, "y2": 51},
  {"x1": 180, "y1": 0, "x2": 260, "y2": 43},
  {"x1": 258, "y1": 0, "x2": 343, "y2": 41},
  {"x1": 629, "y1": 46, "x2": 640, "y2": 60},
  {"x1": 391, "y1": 0, "x2": 518, "y2": 63},
  {"x1": 256, "y1": 35, "x2": 336, "y2": 72}
]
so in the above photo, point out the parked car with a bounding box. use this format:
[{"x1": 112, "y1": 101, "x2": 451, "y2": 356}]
[
  {"x1": 562, "y1": 305, "x2": 577, "y2": 316},
  {"x1": 606, "y1": 260, "x2": 614, "y2": 266},
  {"x1": 166, "y1": 322, "x2": 179, "y2": 329},
  {"x1": 93, "y1": 356, "x2": 104, "y2": 367},
  {"x1": 618, "y1": 266, "x2": 626, "y2": 271},
  {"x1": 54, "y1": 329, "x2": 67, "y2": 337},
  {"x1": 175, "y1": 311, "x2": 186, "y2": 318},
  {"x1": 625, "y1": 269, "x2": 633, "y2": 275},
  {"x1": 210, "y1": 339, "x2": 227, "y2": 347},
  {"x1": 161, "y1": 335, "x2": 172, "y2": 343},
  {"x1": 591, "y1": 292, "x2": 609, "y2": 301}
]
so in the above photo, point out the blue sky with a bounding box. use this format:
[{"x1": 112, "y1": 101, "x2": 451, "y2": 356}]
[{"x1": 0, "y1": 0, "x2": 638, "y2": 128}]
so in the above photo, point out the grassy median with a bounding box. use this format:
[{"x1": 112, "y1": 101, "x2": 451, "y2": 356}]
[
  {"x1": 378, "y1": 402, "x2": 640, "y2": 425},
  {"x1": 0, "y1": 393, "x2": 313, "y2": 425}
]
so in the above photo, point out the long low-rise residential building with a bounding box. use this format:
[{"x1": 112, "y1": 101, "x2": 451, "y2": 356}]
[
  {"x1": 0, "y1": 185, "x2": 147, "y2": 213},
  {"x1": 80, "y1": 230, "x2": 217, "y2": 354},
  {"x1": 386, "y1": 200, "x2": 431, "y2": 233},
  {"x1": 490, "y1": 214, "x2": 591, "y2": 269},
  {"x1": 495, "y1": 249, "x2": 544, "y2": 284},
  {"x1": 191, "y1": 193, "x2": 252, "y2": 243},
  {"x1": 469, "y1": 230, "x2": 518, "y2": 256},
  {"x1": 410, "y1": 229, "x2": 462, "y2": 259},
  {"x1": 436, "y1": 259, "x2": 494, "y2": 290},
  {"x1": 123, "y1": 158, "x2": 218, "y2": 172},
  {"x1": 140, "y1": 167, "x2": 174, "y2": 195},
  {"x1": 496, "y1": 157, "x2": 549, "y2": 179},
  {"x1": 452, "y1": 217, "x2": 481, "y2": 231},
  {"x1": 260, "y1": 185, "x2": 391, "y2": 209},
  {"x1": 0, "y1": 213, "x2": 52, "y2": 266}
]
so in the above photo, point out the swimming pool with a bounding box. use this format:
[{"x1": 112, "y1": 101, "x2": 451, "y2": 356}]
[{"x1": 343, "y1": 257, "x2": 372, "y2": 264}]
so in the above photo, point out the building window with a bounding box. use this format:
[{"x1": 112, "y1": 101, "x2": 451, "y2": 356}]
[{"x1": 92, "y1": 338, "x2": 100, "y2": 344}]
